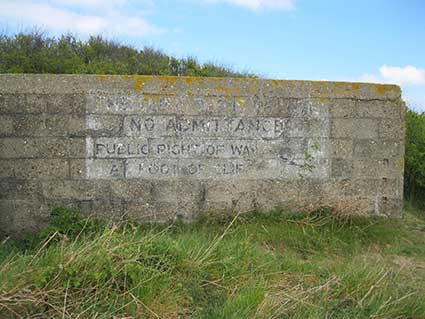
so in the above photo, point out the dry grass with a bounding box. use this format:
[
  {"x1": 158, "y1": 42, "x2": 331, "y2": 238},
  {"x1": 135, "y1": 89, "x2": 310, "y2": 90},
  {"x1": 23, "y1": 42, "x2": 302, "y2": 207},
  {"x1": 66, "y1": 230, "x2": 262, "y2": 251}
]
[{"x1": 1, "y1": 206, "x2": 425, "y2": 318}]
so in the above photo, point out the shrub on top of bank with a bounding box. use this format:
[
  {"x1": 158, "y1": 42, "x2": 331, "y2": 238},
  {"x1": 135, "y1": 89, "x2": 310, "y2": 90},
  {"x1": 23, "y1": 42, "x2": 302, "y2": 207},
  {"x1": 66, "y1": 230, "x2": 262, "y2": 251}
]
[{"x1": 0, "y1": 30, "x2": 254, "y2": 77}]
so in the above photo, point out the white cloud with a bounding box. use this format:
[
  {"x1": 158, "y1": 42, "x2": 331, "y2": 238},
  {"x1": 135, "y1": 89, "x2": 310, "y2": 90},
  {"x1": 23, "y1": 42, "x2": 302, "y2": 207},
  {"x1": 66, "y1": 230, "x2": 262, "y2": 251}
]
[
  {"x1": 359, "y1": 65, "x2": 425, "y2": 110},
  {"x1": 360, "y1": 65, "x2": 425, "y2": 86},
  {"x1": 205, "y1": 0, "x2": 295, "y2": 11},
  {"x1": 0, "y1": 0, "x2": 164, "y2": 37},
  {"x1": 380, "y1": 65, "x2": 425, "y2": 86}
]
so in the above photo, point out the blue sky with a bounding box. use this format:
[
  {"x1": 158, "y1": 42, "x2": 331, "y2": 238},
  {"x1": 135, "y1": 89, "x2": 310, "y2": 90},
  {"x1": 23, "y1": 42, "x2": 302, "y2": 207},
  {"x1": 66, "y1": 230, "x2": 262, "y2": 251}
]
[{"x1": 1, "y1": 0, "x2": 424, "y2": 110}]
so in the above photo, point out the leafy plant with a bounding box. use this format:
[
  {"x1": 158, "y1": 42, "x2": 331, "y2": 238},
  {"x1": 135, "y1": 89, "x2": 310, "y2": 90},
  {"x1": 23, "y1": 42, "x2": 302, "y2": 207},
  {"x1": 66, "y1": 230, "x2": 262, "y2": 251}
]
[
  {"x1": 22, "y1": 208, "x2": 103, "y2": 249},
  {"x1": 405, "y1": 109, "x2": 425, "y2": 206}
]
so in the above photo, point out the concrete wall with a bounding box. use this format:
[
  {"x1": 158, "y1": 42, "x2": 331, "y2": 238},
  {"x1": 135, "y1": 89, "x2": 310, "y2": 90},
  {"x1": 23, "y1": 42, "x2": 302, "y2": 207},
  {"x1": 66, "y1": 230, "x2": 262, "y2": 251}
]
[{"x1": 0, "y1": 75, "x2": 405, "y2": 237}]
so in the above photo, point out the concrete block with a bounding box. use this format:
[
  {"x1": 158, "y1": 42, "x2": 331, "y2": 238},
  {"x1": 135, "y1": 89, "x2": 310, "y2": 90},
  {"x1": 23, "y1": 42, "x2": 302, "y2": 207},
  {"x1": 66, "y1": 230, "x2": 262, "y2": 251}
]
[
  {"x1": 379, "y1": 119, "x2": 405, "y2": 140},
  {"x1": 0, "y1": 178, "x2": 43, "y2": 200},
  {"x1": 331, "y1": 159, "x2": 353, "y2": 179},
  {"x1": 255, "y1": 180, "x2": 313, "y2": 212},
  {"x1": 42, "y1": 180, "x2": 99, "y2": 200},
  {"x1": 331, "y1": 119, "x2": 378, "y2": 139},
  {"x1": 45, "y1": 115, "x2": 86, "y2": 137},
  {"x1": 45, "y1": 94, "x2": 86, "y2": 114},
  {"x1": 354, "y1": 139, "x2": 402, "y2": 159},
  {"x1": 353, "y1": 158, "x2": 402, "y2": 178},
  {"x1": 329, "y1": 139, "x2": 353, "y2": 158},
  {"x1": 86, "y1": 159, "x2": 126, "y2": 179},
  {"x1": 288, "y1": 98, "x2": 329, "y2": 119},
  {"x1": 86, "y1": 114, "x2": 123, "y2": 136},
  {"x1": 203, "y1": 180, "x2": 257, "y2": 212},
  {"x1": 0, "y1": 138, "x2": 69, "y2": 159},
  {"x1": 329, "y1": 99, "x2": 403, "y2": 119},
  {"x1": 68, "y1": 138, "x2": 86, "y2": 158},
  {"x1": 0, "y1": 160, "x2": 15, "y2": 178},
  {"x1": 12, "y1": 114, "x2": 46, "y2": 136},
  {"x1": 0, "y1": 200, "x2": 50, "y2": 238},
  {"x1": 109, "y1": 179, "x2": 153, "y2": 201},
  {"x1": 0, "y1": 116, "x2": 15, "y2": 136},
  {"x1": 0, "y1": 94, "x2": 47, "y2": 114},
  {"x1": 80, "y1": 200, "x2": 124, "y2": 219},
  {"x1": 14, "y1": 159, "x2": 69, "y2": 179},
  {"x1": 376, "y1": 197, "x2": 404, "y2": 217}
]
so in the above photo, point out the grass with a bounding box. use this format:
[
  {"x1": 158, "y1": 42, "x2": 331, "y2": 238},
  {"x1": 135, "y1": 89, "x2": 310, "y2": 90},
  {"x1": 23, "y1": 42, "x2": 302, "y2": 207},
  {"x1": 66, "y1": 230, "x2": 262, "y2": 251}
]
[{"x1": 1, "y1": 206, "x2": 425, "y2": 318}]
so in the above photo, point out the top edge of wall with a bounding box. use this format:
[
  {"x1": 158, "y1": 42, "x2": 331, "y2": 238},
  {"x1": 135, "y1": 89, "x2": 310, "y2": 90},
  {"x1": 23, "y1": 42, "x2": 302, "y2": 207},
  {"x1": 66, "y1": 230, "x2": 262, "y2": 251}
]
[{"x1": 0, "y1": 74, "x2": 401, "y2": 100}]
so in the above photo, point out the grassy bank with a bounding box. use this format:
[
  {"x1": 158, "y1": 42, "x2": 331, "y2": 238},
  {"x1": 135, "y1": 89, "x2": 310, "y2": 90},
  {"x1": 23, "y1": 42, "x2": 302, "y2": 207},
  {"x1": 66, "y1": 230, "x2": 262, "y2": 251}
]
[
  {"x1": 1, "y1": 207, "x2": 425, "y2": 319},
  {"x1": 0, "y1": 31, "x2": 254, "y2": 77}
]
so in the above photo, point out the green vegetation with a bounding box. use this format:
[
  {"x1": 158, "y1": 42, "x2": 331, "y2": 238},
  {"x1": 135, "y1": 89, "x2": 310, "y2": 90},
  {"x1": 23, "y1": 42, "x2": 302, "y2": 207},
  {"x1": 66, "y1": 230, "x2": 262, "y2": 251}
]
[
  {"x1": 1, "y1": 207, "x2": 425, "y2": 318},
  {"x1": 405, "y1": 109, "x2": 425, "y2": 206},
  {"x1": 0, "y1": 31, "x2": 254, "y2": 77}
]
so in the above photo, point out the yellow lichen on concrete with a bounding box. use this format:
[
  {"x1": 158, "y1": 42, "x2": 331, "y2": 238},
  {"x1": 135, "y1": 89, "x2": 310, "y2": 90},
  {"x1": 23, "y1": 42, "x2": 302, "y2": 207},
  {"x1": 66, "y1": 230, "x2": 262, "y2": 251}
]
[
  {"x1": 183, "y1": 77, "x2": 202, "y2": 85},
  {"x1": 119, "y1": 75, "x2": 179, "y2": 92},
  {"x1": 97, "y1": 74, "x2": 109, "y2": 82},
  {"x1": 334, "y1": 82, "x2": 352, "y2": 92},
  {"x1": 160, "y1": 76, "x2": 179, "y2": 87},
  {"x1": 247, "y1": 80, "x2": 261, "y2": 96},
  {"x1": 351, "y1": 83, "x2": 360, "y2": 90},
  {"x1": 98, "y1": 74, "x2": 148, "y2": 92},
  {"x1": 375, "y1": 84, "x2": 395, "y2": 95},
  {"x1": 235, "y1": 97, "x2": 246, "y2": 107},
  {"x1": 133, "y1": 77, "x2": 145, "y2": 91},
  {"x1": 96, "y1": 75, "x2": 401, "y2": 100},
  {"x1": 215, "y1": 85, "x2": 233, "y2": 96},
  {"x1": 143, "y1": 94, "x2": 160, "y2": 102},
  {"x1": 121, "y1": 75, "x2": 147, "y2": 92}
]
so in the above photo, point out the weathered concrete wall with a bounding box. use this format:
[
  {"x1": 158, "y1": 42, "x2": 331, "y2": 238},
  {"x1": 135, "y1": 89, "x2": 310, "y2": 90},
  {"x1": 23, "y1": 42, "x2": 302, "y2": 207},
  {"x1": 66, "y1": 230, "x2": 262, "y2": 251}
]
[{"x1": 0, "y1": 74, "x2": 405, "y2": 236}]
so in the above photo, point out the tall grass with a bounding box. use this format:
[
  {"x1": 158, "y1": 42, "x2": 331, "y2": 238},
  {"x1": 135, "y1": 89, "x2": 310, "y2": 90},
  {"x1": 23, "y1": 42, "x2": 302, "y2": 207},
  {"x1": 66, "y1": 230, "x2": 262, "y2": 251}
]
[{"x1": 1, "y1": 207, "x2": 425, "y2": 318}]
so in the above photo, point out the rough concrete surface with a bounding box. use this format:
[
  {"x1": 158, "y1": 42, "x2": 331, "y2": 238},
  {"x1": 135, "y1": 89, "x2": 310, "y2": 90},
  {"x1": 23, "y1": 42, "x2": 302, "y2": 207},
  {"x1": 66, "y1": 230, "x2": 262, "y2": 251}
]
[{"x1": 0, "y1": 75, "x2": 405, "y2": 237}]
